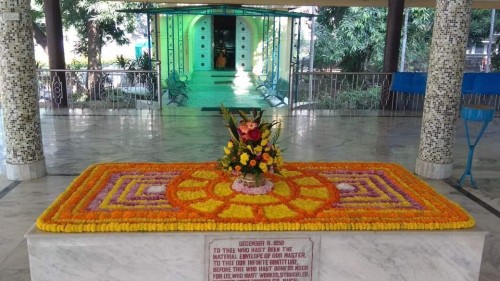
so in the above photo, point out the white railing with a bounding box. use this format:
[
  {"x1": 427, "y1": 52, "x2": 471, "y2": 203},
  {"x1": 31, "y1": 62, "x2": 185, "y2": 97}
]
[{"x1": 37, "y1": 67, "x2": 161, "y2": 110}]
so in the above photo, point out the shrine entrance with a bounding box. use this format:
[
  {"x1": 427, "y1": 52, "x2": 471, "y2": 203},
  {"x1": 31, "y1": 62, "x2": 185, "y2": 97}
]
[{"x1": 213, "y1": 16, "x2": 236, "y2": 70}]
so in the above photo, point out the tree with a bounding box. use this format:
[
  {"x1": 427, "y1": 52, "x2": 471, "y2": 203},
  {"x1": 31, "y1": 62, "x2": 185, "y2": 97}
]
[
  {"x1": 314, "y1": 7, "x2": 500, "y2": 72},
  {"x1": 469, "y1": 9, "x2": 500, "y2": 72},
  {"x1": 60, "y1": 0, "x2": 139, "y2": 70},
  {"x1": 468, "y1": 9, "x2": 500, "y2": 45},
  {"x1": 402, "y1": 8, "x2": 434, "y2": 71},
  {"x1": 315, "y1": 7, "x2": 435, "y2": 72},
  {"x1": 32, "y1": 7, "x2": 48, "y2": 54},
  {"x1": 32, "y1": 0, "x2": 149, "y2": 97},
  {"x1": 315, "y1": 7, "x2": 388, "y2": 72},
  {"x1": 492, "y1": 51, "x2": 500, "y2": 71},
  {"x1": 32, "y1": 0, "x2": 145, "y2": 68}
]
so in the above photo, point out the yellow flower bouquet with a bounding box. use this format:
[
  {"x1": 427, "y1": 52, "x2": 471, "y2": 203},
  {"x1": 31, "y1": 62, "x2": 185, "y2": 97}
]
[{"x1": 219, "y1": 105, "x2": 283, "y2": 194}]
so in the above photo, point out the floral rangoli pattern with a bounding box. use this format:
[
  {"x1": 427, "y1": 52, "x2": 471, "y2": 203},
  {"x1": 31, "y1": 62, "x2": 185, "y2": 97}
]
[{"x1": 37, "y1": 162, "x2": 474, "y2": 232}]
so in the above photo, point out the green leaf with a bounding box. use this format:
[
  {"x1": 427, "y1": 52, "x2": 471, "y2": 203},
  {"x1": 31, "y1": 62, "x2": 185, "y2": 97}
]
[
  {"x1": 238, "y1": 110, "x2": 250, "y2": 122},
  {"x1": 271, "y1": 121, "x2": 282, "y2": 144},
  {"x1": 221, "y1": 104, "x2": 240, "y2": 141},
  {"x1": 254, "y1": 109, "x2": 264, "y2": 125}
]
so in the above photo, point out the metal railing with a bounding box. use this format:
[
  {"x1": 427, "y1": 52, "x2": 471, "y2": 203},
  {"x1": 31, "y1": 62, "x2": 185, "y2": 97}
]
[
  {"x1": 387, "y1": 91, "x2": 500, "y2": 116},
  {"x1": 37, "y1": 67, "x2": 161, "y2": 110},
  {"x1": 35, "y1": 68, "x2": 500, "y2": 115},
  {"x1": 290, "y1": 72, "x2": 392, "y2": 111},
  {"x1": 289, "y1": 72, "x2": 500, "y2": 116}
]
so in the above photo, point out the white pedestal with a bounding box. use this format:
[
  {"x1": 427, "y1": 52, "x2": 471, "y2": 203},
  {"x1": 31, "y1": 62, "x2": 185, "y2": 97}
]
[{"x1": 26, "y1": 226, "x2": 485, "y2": 281}]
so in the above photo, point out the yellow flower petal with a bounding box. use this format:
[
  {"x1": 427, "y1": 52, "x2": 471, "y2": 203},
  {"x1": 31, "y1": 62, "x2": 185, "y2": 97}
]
[
  {"x1": 291, "y1": 198, "x2": 323, "y2": 212},
  {"x1": 264, "y1": 205, "x2": 297, "y2": 219},
  {"x1": 261, "y1": 130, "x2": 270, "y2": 138},
  {"x1": 192, "y1": 171, "x2": 219, "y2": 180},
  {"x1": 259, "y1": 162, "x2": 268, "y2": 173},
  {"x1": 230, "y1": 194, "x2": 279, "y2": 204},
  {"x1": 300, "y1": 187, "x2": 330, "y2": 199},
  {"x1": 176, "y1": 190, "x2": 207, "y2": 200},
  {"x1": 190, "y1": 199, "x2": 224, "y2": 212},
  {"x1": 219, "y1": 204, "x2": 254, "y2": 219},
  {"x1": 214, "y1": 182, "x2": 233, "y2": 197},
  {"x1": 272, "y1": 181, "x2": 292, "y2": 197},
  {"x1": 280, "y1": 170, "x2": 303, "y2": 178},
  {"x1": 294, "y1": 176, "x2": 322, "y2": 186},
  {"x1": 179, "y1": 180, "x2": 208, "y2": 188}
]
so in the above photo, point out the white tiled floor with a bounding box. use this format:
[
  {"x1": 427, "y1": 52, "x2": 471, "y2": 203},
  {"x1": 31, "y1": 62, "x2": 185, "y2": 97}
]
[{"x1": 0, "y1": 108, "x2": 499, "y2": 280}]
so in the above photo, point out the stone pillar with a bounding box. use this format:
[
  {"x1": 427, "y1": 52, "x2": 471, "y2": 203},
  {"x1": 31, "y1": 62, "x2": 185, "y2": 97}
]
[
  {"x1": 0, "y1": 0, "x2": 47, "y2": 180},
  {"x1": 415, "y1": 0, "x2": 472, "y2": 179}
]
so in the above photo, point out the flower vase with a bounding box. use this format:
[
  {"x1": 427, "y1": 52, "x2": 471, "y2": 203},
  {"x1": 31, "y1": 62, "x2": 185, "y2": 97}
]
[
  {"x1": 232, "y1": 173, "x2": 274, "y2": 195},
  {"x1": 239, "y1": 173, "x2": 264, "y2": 188}
]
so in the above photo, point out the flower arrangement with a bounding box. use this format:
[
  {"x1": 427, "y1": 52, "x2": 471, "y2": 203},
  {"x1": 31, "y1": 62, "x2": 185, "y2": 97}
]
[{"x1": 218, "y1": 104, "x2": 284, "y2": 188}]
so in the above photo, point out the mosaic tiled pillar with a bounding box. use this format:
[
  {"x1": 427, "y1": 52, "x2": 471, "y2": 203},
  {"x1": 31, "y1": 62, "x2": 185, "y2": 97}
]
[
  {"x1": 415, "y1": 0, "x2": 472, "y2": 179},
  {"x1": 0, "y1": 0, "x2": 46, "y2": 180}
]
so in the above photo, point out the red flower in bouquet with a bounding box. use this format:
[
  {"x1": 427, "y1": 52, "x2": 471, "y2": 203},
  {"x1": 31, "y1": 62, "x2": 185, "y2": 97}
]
[{"x1": 238, "y1": 121, "x2": 262, "y2": 141}]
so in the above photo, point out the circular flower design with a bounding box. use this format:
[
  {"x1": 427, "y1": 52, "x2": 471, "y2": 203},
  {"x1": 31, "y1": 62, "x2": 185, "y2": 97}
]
[{"x1": 167, "y1": 169, "x2": 340, "y2": 222}]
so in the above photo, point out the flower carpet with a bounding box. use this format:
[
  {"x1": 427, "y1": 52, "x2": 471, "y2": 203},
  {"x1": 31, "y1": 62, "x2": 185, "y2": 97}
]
[{"x1": 36, "y1": 162, "x2": 474, "y2": 232}]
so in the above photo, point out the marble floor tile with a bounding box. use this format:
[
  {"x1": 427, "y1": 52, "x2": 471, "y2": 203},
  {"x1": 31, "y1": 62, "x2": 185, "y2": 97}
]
[
  {"x1": 0, "y1": 269, "x2": 31, "y2": 281},
  {"x1": 0, "y1": 240, "x2": 29, "y2": 270},
  {"x1": 427, "y1": 179, "x2": 500, "y2": 281},
  {"x1": 0, "y1": 177, "x2": 73, "y2": 266},
  {"x1": 0, "y1": 108, "x2": 499, "y2": 281},
  {"x1": 0, "y1": 176, "x2": 13, "y2": 191},
  {"x1": 0, "y1": 241, "x2": 29, "y2": 281}
]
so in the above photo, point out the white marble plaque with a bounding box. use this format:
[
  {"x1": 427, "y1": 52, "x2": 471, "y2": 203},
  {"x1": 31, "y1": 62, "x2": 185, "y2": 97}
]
[
  {"x1": 207, "y1": 237, "x2": 314, "y2": 281},
  {"x1": 26, "y1": 228, "x2": 485, "y2": 281}
]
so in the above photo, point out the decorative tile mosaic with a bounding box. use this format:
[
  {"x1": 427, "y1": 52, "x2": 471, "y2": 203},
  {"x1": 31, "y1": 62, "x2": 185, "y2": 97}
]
[
  {"x1": 37, "y1": 162, "x2": 474, "y2": 232},
  {"x1": 419, "y1": 0, "x2": 473, "y2": 164},
  {"x1": 0, "y1": 0, "x2": 44, "y2": 165}
]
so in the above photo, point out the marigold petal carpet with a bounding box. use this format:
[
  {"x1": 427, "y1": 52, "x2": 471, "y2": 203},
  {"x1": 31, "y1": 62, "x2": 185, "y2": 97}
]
[{"x1": 36, "y1": 162, "x2": 475, "y2": 232}]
